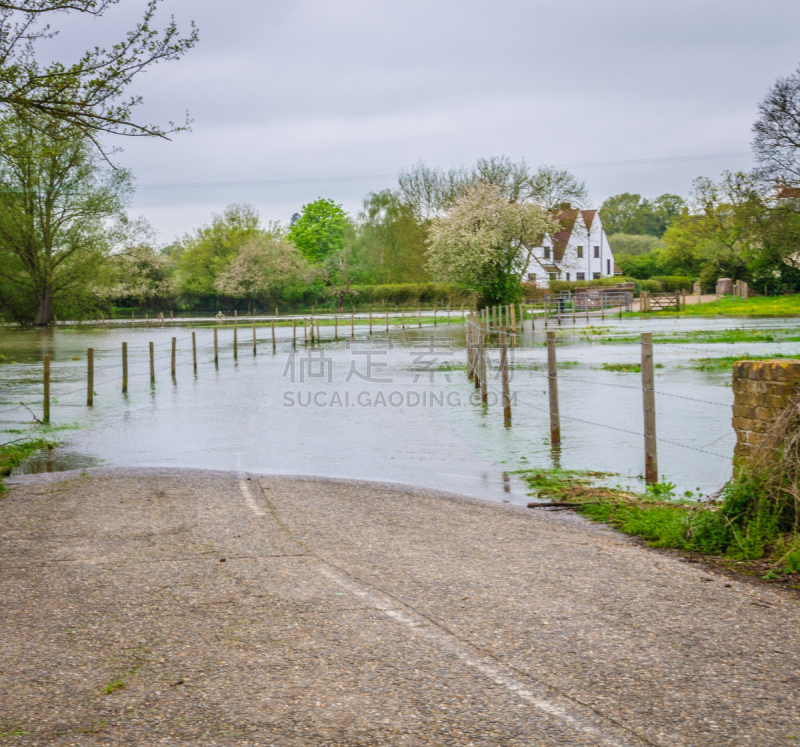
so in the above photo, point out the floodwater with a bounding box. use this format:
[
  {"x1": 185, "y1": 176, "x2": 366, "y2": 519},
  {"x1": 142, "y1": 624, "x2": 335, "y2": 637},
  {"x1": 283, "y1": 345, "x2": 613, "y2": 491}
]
[{"x1": 2, "y1": 314, "x2": 799, "y2": 504}]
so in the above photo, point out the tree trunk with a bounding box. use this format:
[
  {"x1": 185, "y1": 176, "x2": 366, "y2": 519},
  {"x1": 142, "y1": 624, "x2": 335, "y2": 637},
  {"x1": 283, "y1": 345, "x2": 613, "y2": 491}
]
[{"x1": 34, "y1": 286, "x2": 53, "y2": 326}]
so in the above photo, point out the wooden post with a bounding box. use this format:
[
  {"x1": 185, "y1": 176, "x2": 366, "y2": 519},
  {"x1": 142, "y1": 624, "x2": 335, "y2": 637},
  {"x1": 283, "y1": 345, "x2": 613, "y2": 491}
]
[
  {"x1": 86, "y1": 348, "x2": 94, "y2": 406},
  {"x1": 402, "y1": 309, "x2": 405, "y2": 329},
  {"x1": 386, "y1": 310, "x2": 389, "y2": 332},
  {"x1": 122, "y1": 342, "x2": 128, "y2": 393},
  {"x1": 369, "y1": 310, "x2": 373, "y2": 335},
  {"x1": 572, "y1": 294, "x2": 576, "y2": 324},
  {"x1": 271, "y1": 321, "x2": 276, "y2": 351},
  {"x1": 253, "y1": 321, "x2": 257, "y2": 354},
  {"x1": 434, "y1": 301, "x2": 437, "y2": 326},
  {"x1": 316, "y1": 320, "x2": 321, "y2": 342},
  {"x1": 418, "y1": 308, "x2": 422, "y2": 328},
  {"x1": 500, "y1": 331, "x2": 511, "y2": 427},
  {"x1": 448, "y1": 304, "x2": 451, "y2": 323},
  {"x1": 351, "y1": 313, "x2": 355, "y2": 339},
  {"x1": 641, "y1": 332, "x2": 658, "y2": 484},
  {"x1": 467, "y1": 317, "x2": 474, "y2": 381},
  {"x1": 510, "y1": 303, "x2": 516, "y2": 334},
  {"x1": 43, "y1": 355, "x2": 50, "y2": 424},
  {"x1": 304, "y1": 318, "x2": 308, "y2": 343},
  {"x1": 479, "y1": 333, "x2": 488, "y2": 405},
  {"x1": 233, "y1": 323, "x2": 238, "y2": 359},
  {"x1": 171, "y1": 337, "x2": 176, "y2": 378},
  {"x1": 546, "y1": 331, "x2": 560, "y2": 445},
  {"x1": 292, "y1": 319, "x2": 297, "y2": 347},
  {"x1": 149, "y1": 342, "x2": 155, "y2": 383},
  {"x1": 192, "y1": 332, "x2": 197, "y2": 373},
  {"x1": 170, "y1": 310, "x2": 173, "y2": 322},
  {"x1": 334, "y1": 315, "x2": 338, "y2": 341},
  {"x1": 473, "y1": 322, "x2": 481, "y2": 391},
  {"x1": 145, "y1": 312, "x2": 149, "y2": 325},
  {"x1": 213, "y1": 328, "x2": 218, "y2": 365}
]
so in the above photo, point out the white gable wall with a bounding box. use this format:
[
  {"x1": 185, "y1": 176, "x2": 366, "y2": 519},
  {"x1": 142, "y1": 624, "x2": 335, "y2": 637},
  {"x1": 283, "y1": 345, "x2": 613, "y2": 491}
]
[{"x1": 523, "y1": 211, "x2": 617, "y2": 288}]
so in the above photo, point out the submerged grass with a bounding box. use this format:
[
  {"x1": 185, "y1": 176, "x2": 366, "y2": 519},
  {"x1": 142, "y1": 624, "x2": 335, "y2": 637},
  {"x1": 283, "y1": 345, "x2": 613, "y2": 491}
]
[
  {"x1": 0, "y1": 438, "x2": 57, "y2": 490},
  {"x1": 579, "y1": 326, "x2": 798, "y2": 345},
  {"x1": 518, "y1": 399, "x2": 800, "y2": 580},
  {"x1": 679, "y1": 295, "x2": 800, "y2": 318},
  {"x1": 689, "y1": 354, "x2": 800, "y2": 371}
]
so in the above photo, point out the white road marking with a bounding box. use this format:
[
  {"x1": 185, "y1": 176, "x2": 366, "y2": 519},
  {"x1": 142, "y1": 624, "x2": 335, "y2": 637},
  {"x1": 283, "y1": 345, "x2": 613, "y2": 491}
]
[
  {"x1": 318, "y1": 565, "x2": 649, "y2": 747},
  {"x1": 239, "y1": 480, "x2": 266, "y2": 516}
]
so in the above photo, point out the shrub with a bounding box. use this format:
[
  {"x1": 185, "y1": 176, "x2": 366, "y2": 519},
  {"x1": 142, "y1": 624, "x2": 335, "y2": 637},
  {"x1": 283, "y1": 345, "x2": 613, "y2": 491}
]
[{"x1": 651, "y1": 276, "x2": 693, "y2": 292}]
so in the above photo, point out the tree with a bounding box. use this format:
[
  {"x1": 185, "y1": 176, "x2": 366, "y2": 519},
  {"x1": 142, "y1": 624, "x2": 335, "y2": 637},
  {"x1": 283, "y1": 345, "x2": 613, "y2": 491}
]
[
  {"x1": 753, "y1": 65, "x2": 800, "y2": 186},
  {"x1": 214, "y1": 235, "x2": 314, "y2": 309},
  {"x1": 0, "y1": 114, "x2": 131, "y2": 324},
  {"x1": 427, "y1": 184, "x2": 558, "y2": 306},
  {"x1": 111, "y1": 243, "x2": 177, "y2": 310},
  {"x1": 0, "y1": 0, "x2": 197, "y2": 154},
  {"x1": 175, "y1": 204, "x2": 265, "y2": 304},
  {"x1": 398, "y1": 157, "x2": 588, "y2": 218},
  {"x1": 353, "y1": 190, "x2": 429, "y2": 284},
  {"x1": 600, "y1": 193, "x2": 685, "y2": 236},
  {"x1": 287, "y1": 198, "x2": 348, "y2": 264}
]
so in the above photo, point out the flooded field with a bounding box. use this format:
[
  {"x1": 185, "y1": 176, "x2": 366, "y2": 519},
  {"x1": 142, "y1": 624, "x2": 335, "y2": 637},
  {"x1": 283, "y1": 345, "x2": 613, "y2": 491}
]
[{"x1": 2, "y1": 314, "x2": 798, "y2": 504}]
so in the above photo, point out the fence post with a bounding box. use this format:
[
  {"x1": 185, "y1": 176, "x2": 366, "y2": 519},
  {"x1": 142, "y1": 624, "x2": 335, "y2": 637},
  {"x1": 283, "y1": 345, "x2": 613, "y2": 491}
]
[
  {"x1": 500, "y1": 331, "x2": 511, "y2": 427},
  {"x1": 122, "y1": 342, "x2": 128, "y2": 394},
  {"x1": 386, "y1": 310, "x2": 389, "y2": 332},
  {"x1": 234, "y1": 323, "x2": 239, "y2": 359},
  {"x1": 213, "y1": 328, "x2": 218, "y2": 364},
  {"x1": 170, "y1": 310, "x2": 173, "y2": 323},
  {"x1": 467, "y1": 316, "x2": 474, "y2": 381},
  {"x1": 171, "y1": 337, "x2": 176, "y2": 378},
  {"x1": 369, "y1": 310, "x2": 373, "y2": 335},
  {"x1": 641, "y1": 332, "x2": 658, "y2": 484},
  {"x1": 334, "y1": 315, "x2": 338, "y2": 341},
  {"x1": 418, "y1": 308, "x2": 422, "y2": 328},
  {"x1": 149, "y1": 342, "x2": 155, "y2": 383},
  {"x1": 304, "y1": 318, "x2": 308, "y2": 343},
  {"x1": 479, "y1": 333, "x2": 488, "y2": 405},
  {"x1": 85, "y1": 348, "x2": 94, "y2": 406},
  {"x1": 402, "y1": 309, "x2": 405, "y2": 329},
  {"x1": 510, "y1": 303, "x2": 516, "y2": 335},
  {"x1": 43, "y1": 355, "x2": 50, "y2": 424},
  {"x1": 316, "y1": 320, "x2": 321, "y2": 342},
  {"x1": 546, "y1": 331, "x2": 560, "y2": 445},
  {"x1": 192, "y1": 332, "x2": 197, "y2": 373},
  {"x1": 271, "y1": 321, "x2": 276, "y2": 351},
  {"x1": 253, "y1": 321, "x2": 257, "y2": 354},
  {"x1": 351, "y1": 313, "x2": 355, "y2": 339}
]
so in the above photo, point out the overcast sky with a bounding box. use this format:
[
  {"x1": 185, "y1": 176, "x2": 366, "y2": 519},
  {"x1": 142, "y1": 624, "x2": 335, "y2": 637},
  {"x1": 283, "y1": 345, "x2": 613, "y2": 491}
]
[{"x1": 48, "y1": 0, "x2": 800, "y2": 243}]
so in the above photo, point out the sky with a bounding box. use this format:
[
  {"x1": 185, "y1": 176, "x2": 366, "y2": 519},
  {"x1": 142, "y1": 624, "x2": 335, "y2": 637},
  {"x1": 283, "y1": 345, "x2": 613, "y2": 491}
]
[{"x1": 45, "y1": 0, "x2": 800, "y2": 244}]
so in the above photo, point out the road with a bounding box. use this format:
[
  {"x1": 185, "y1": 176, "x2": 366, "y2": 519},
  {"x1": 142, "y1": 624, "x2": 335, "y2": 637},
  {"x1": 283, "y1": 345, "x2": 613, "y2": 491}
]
[{"x1": 1, "y1": 468, "x2": 797, "y2": 746}]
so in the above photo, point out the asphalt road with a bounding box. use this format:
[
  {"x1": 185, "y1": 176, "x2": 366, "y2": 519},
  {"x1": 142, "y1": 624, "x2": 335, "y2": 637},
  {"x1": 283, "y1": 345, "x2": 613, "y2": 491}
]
[{"x1": 1, "y1": 468, "x2": 798, "y2": 746}]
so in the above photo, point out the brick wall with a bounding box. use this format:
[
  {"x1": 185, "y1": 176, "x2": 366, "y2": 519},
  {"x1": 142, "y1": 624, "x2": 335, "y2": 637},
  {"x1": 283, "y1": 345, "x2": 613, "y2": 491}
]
[{"x1": 732, "y1": 360, "x2": 800, "y2": 462}]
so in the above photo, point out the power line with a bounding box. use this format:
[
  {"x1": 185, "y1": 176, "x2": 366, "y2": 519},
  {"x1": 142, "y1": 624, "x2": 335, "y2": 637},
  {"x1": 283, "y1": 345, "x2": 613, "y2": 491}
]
[{"x1": 133, "y1": 152, "x2": 752, "y2": 192}]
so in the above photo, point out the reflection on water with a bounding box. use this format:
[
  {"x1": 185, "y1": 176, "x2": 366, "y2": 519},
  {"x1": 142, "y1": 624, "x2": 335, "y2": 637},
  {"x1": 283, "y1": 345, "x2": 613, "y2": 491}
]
[
  {"x1": 1, "y1": 315, "x2": 797, "y2": 503},
  {"x1": 14, "y1": 448, "x2": 100, "y2": 475}
]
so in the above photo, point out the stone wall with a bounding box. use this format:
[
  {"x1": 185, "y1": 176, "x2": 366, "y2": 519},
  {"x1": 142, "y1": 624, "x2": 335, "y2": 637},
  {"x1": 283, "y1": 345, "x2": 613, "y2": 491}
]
[{"x1": 732, "y1": 360, "x2": 800, "y2": 462}]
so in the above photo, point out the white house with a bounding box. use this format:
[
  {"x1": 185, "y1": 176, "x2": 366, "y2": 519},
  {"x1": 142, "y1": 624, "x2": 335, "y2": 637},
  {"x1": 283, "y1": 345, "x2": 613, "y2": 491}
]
[{"x1": 523, "y1": 207, "x2": 620, "y2": 287}]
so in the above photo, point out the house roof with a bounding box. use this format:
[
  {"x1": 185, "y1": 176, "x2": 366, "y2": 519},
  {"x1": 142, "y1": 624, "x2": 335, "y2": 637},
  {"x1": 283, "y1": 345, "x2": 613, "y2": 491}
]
[
  {"x1": 551, "y1": 209, "x2": 579, "y2": 260},
  {"x1": 581, "y1": 209, "x2": 597, "y2": 230},
  {"x1": 777, "y1": 186, "x2": 800, "y2": 199}
]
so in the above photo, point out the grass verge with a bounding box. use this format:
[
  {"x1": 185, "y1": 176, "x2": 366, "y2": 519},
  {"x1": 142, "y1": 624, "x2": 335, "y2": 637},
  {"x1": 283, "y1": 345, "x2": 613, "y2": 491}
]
[
  {"x1": 0, "y1": 438, "x2": 57, "y2": 490},
  {"x1": 518, "y1": 442, "x2": 800, "y2": 587}
]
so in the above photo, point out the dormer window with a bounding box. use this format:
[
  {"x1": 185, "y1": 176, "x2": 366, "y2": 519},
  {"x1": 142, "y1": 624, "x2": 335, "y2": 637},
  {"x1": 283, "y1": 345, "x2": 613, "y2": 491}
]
[{"x1": 544, "y1": 247, "x2": 550, "y2": 259}]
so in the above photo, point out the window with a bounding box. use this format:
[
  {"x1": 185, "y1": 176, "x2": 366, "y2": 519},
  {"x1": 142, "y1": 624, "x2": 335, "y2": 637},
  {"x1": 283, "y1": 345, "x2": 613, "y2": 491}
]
[
  {"x1": 527, "y1": 273, "x2": 536, "y2": 281},
  {"x1": 593, "y1": 246, "x2": 600, "y2": 258},
  {"x1": 543, "y1": 247, "x2": 550, "y2": 259},
  {"x1": 576, "y1": 246, "x2": 583, "y2": 258},
  {"x1": 549, "y1": 272, "x2": 559, "y2": 281},
  {"x1": 593, "y1": 272, "x2": 600, "y2": 280},
  {"x1": 607, "y1": 259, "x2": 611, "y2": 275},
  {"x1": 576, "y1": 272, "x2": 585, "y2": 280},
  {"x1": 566, "y1": 273, "x2": 571, "y2": 281}
]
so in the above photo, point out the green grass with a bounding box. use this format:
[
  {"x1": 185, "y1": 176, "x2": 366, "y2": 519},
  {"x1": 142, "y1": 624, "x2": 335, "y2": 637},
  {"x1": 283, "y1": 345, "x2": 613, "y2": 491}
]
[
  {"x1": 516, "y1": 466, "x2": 800, "y2": 575},
  {"x1": 102, "y1": 679, "x2": 126, "y2": 695},
  {"x1": 689, "y1": 354, "x2": 800, "y2": 371},
  {"x1": 581, "y1": 326, "x2": 798, "y2": 345},
  {"x1": 600, "y1": 362, "x2": 665, "y2": 373},
  {"x1": 0, "y1": 438, "x2": 57, "y2": 488},
  {"x1": 680, "y1": 295, "x2": 800, "y2": 318}
]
